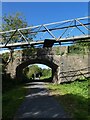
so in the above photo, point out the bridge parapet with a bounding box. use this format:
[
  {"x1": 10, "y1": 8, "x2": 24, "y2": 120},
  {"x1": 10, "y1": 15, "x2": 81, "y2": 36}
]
[{"x1": 11, "y1": 47, "x2": 66, "y2": 66}]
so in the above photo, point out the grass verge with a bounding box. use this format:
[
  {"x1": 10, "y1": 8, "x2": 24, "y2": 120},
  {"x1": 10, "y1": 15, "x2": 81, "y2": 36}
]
[
  {"x1": 2, "y1": 84, "x2": 28, "y2": 119},
  {"x1": 46, "y1": 78, "x2": 89, "y2": 119}
]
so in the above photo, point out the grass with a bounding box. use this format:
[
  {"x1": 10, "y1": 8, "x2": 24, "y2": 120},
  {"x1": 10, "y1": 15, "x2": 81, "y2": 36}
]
[
  {"x1": 46, "y1": 78, "x2": 89, "y2": 119},
  {"x1": 2, "y1": 84, "x2": 28, "y2": 119},
  {"x1": 2, "y1": 77, "x2": 89, "y2": 119},
  {"x1": 40, "y1": 75, "x2": 51, "y2": 80}
]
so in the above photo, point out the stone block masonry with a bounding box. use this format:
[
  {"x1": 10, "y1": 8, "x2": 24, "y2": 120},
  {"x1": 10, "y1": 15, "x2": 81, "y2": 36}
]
[{"x1": 6, "y1": 47, "x2": 90, "y2": 84}]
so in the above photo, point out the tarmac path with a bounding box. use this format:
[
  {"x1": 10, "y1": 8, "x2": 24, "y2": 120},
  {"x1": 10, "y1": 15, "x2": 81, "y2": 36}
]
[{"x1": 14, "y1": 82, "x2": 69, "y2": 119}]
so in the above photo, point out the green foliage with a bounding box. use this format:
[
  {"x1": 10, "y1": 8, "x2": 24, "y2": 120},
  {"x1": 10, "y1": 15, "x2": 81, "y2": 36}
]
[
  {"x1": 42, "y1": 68, "x2": 52, "y2": 77},
  {"x1": 46, "y1": 78, "x2": 89, "y2": 119},
  {"x1": 55, "y1": 47, "x2": 60, "y2": 55},
  {"x1": 2, "y1": 72, "x2": 18, "y2": 93},
  {"x1": 23, "y1": 64, "x2": 52, "y2": 80},
  {"x1": 23, "y1": 67, "x2": 29, "y2": 75},
  {"x1": 2, "y1": 12, "x2": 34, "y2": 43},
  {"x1": 76, "y1": 40, "x2": 90, "y2": 48},
  {"x1": 2, "y1": 84, "x2": 28, "y2": 119},
  {"x1": 2, "y1": 13, "x2": 27, "y2": 31},
  {"x1": 68, "y1": 43, "x2": 89, "y2": 54},
  {"x1": 23, "y1": 65, "x2": 42, "y2": 79},
  {"x1": 2, "y1": 52, "x2": 9, "y2": 63}
]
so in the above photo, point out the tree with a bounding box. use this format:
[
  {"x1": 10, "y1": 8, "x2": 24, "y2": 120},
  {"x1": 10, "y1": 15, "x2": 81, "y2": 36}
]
[
  {"x1": 42, "y1": 68, "x2": 52, "y2": 77},
  {"x1": 2, "y1": 12, "x2": 35, "y2": 43},
  {"x1": 2, "y1": 52, "x2": 9, "y2": 63},
  {"x1": 23, "y1": 67, "x2": 29, "y2": 75},
  {"x1": 24, "y1": 65, "x2": 42, "y2": 79},
  {"x1": 2, "y1": 13, "x2": 27, "y2": 31}
]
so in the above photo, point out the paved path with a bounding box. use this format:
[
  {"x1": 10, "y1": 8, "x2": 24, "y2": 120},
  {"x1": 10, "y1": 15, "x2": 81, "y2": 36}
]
[{"x1": 14, "y1": 82, "x2": 69, "y2": 119}]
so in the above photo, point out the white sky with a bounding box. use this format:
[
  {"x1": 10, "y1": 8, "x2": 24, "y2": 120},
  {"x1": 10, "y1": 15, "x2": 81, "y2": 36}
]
[
  {"x1": 0, "y1": 49, "x2": 10, "y2": 54},
  {"x1": 35, "y1": 64, "x2": 50, "y2": 69}
]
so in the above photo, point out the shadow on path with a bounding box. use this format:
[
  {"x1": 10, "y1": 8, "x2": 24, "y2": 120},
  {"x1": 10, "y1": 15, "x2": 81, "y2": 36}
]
[{"x1": 14, "y1": 82, "x2": 69, "y2": 119}]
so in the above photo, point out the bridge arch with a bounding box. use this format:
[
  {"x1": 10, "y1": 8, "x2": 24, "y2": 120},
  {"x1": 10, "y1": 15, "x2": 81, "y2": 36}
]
[{"x1": 16, "y1": 58, "x2": 58, "y2": 82}]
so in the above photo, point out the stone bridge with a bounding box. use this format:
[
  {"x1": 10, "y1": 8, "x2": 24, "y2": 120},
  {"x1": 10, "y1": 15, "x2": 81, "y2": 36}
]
[{"x1": 6, "y1": 46, "x2": 90, "y2": 83}]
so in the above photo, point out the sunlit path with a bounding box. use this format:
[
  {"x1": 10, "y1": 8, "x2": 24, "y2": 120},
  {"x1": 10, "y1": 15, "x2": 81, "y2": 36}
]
[{"x1": 14, "y1": 82, "x2": 69, "y2": 119}]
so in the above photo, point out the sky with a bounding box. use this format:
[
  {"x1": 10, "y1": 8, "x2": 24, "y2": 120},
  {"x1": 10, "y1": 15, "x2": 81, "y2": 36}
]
[
  {"x1": 2, "y1": 2, "x2": 88, "y2": 41},
  {"x1": 2, "y1": 2, "x2": 88, "y2": 26},
  {"x1": 1, "y1": 0, "x2": 89, "y2": 2},
  {"x1": 1, "y1": 2, "x2": 89, "y2": 44},
  {"x1": 0, "y1": 2, "x2": 89, "y2": 68}
]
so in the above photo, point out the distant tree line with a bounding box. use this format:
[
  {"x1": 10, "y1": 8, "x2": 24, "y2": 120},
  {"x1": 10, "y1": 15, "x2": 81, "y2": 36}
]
[{"x1": 23, "y1": 64, "x2": 52, "y2": 80}]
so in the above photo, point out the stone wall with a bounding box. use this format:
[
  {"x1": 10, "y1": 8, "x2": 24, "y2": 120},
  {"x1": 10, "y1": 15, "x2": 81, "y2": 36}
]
[
  {"x1": 6, "y1": 47, "x2": 90, "y2": 83},
  {"x1": 58, "y1": 54, "x2": 89, "y2": 83}
]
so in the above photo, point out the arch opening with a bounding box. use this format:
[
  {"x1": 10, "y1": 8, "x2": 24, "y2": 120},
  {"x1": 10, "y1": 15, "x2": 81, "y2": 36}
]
[
  {"x1": 16, "y1": 58, "x2": 58, "y2": 83},
  {"x1": 23, "y1": 64, "x2": 52, "y2": 82}
]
